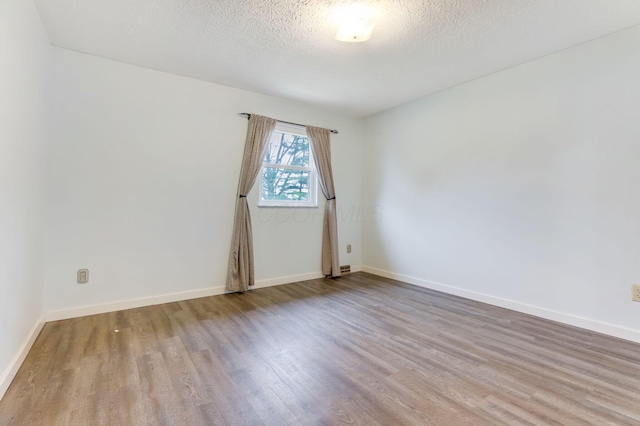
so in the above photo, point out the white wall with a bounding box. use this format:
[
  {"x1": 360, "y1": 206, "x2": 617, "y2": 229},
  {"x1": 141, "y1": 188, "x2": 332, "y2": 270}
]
[
  {"x1": 363, "y1": 25, "x2": 640, "y2": 337},
  {"x1": 44, "y1": 48, "x2": 363, "y2": 314},
  {"x1": 0, "y1": 0, "x2": 49, "y2": 396}
]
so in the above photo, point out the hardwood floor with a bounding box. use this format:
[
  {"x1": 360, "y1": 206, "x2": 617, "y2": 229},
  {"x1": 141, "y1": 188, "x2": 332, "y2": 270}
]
[{"x1": 1, "y1": 272, "x2": 640, "y2": 425}]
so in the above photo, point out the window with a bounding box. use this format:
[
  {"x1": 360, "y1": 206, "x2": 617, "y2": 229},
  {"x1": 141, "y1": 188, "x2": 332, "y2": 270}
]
[{"x1": 259, "y1": 123, "x2": 317, "y2": 207}]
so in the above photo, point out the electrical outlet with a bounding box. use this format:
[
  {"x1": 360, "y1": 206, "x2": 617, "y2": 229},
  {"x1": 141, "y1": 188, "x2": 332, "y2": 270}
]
[
  {"x1": 77, "y1": 269, "x2": 89, "y2": 284},
  {"x1": 633, "y1": 285, "x2": 640, "y2": 302},
  {"x1": 347, "y1": 244, "x2": 352, "y2": 254}
]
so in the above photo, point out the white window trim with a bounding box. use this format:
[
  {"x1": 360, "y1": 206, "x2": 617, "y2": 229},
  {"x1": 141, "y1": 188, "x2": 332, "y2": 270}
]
[{"x1": 258, "y1": 123, "x2": 318, "y2": 208}]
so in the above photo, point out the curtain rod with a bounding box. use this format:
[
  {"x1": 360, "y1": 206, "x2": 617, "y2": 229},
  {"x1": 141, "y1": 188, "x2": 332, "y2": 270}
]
[{"x1": 239, "y1": 113, "x2": 339, "y2": 134}]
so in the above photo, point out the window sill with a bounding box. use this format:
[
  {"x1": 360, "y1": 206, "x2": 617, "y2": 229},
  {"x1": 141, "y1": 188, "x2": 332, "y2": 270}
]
[{"x1": 258, "y1": 203, "x2": 319, "y2": 208}]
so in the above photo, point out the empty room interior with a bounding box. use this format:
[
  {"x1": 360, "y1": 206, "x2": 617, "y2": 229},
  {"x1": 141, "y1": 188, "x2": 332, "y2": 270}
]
[{"x1": 3, "y1": 0, "x2": 640, "y2": 424}]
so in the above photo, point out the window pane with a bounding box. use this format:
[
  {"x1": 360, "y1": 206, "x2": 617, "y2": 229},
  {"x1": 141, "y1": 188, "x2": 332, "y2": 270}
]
[
  {"x1": 261, "y1": 167, "x2": 310, "y2": 201},
  {"x1": 264, "y1": 132, "x2": 309, "y2": 167}
]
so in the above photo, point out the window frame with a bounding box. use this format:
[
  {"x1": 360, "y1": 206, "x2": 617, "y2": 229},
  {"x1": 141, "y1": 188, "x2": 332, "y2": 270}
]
[{"x1": 258, "y1": 122, "x2": 318, "y2": 208}]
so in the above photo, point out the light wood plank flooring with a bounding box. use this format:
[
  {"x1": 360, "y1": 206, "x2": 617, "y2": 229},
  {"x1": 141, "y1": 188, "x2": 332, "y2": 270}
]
[{"x1": 1, "y1": 272, "x2": 640, "y2": 425}]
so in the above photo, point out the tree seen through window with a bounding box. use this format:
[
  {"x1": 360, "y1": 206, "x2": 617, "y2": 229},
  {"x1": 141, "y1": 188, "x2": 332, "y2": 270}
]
[{"x1": 261, "y1": 130, "x2": 315, "y2": 203}]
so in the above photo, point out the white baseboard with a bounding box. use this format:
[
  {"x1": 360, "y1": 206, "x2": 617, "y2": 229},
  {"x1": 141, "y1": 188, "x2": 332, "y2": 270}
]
[
  {"x1": 45, "y1": 286, "x2": 227, "y2": 322},
  {"x1": 362, "y1": 266, "x2": 640, "y2": 344},
  {"x1": 251, "y1": 265, "x2": 362, "y2": 290},
  {"x1": 252, "y1": 272, "x2": 324, "y2": 290},
  {"x1": 45, "y1": 268, "x2": 362, "y2": 322},
  {"x1": 0, "y1": 314, "x2": 45, "y2": 401}
]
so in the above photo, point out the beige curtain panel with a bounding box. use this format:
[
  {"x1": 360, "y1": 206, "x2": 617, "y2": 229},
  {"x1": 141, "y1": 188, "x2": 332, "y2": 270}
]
[
  {"x1": 226, "y1": 115, "x2": 277, "y2": 292},
  {"x1": 307, "y1": 126, "x2": 341, "y2": 278}
]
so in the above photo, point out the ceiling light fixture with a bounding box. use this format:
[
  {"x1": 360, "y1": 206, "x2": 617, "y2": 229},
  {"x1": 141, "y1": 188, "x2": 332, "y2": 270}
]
[{"x1": 334, "y1": 3, "x2": 377, "y2": 43}]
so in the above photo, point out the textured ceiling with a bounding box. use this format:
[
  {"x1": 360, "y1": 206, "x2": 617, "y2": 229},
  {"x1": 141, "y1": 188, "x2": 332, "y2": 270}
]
[{"x1": 34, "y1": 0, "x2": 640, "y2": 116}]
